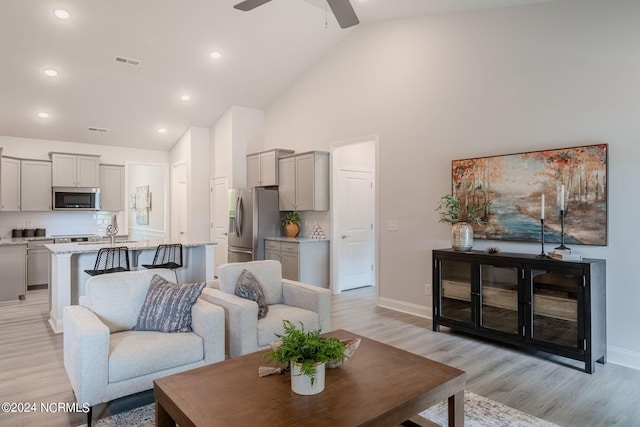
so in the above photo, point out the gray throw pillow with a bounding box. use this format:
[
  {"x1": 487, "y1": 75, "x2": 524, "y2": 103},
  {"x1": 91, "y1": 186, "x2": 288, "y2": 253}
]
[
  {"x1": 135, "y1": 274, "x2": 205, "y2": 333},
  {"x1": 235, "y1": 269, "x2": 269, "y2": 319}
]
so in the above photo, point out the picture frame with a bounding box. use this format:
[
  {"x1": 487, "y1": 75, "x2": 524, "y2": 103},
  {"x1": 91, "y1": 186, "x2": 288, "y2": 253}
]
[{"x1": 451, "y1": 144, "x2": 608, "y2": 246}]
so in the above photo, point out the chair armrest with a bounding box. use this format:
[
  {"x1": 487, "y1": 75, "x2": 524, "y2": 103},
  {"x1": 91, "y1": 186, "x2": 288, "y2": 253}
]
[
  {"x1": 206, "y1": 278, "x2": 220, "y2": 289},
  {"x1": 63, "y1": 305, "x2": 110, "y2": 407},
  {"x1": 200, "y1": 288, "x2": 259, "y2": 358},
  {"x1": 282, "y1": 279, "x2": 332, "y2": 333},
  {"x1": 191, "y1": 299, "x2": 225, "y2": 364}
]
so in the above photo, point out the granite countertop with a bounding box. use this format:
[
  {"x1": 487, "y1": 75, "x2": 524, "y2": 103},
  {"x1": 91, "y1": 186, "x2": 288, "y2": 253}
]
[
  {"x1": 45, "y1": 238, "x2": 216, "y2": 255},
  {"x1": 265, "y1": 236, "x2": 329, "y2": 243},
  {"x1": 0, "y1": 235, "x2": 130, "y2": 246},
  {"x1": 0, "y1": 236, "x2": 54, "y2": 246}
]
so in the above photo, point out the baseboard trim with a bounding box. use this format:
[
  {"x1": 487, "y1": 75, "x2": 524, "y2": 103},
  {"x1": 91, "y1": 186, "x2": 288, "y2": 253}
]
[
  {"x1": 377, "y1": 296, "x2": 432, "y2": 319},
  {"x1": 607, "y1": 345, "x2": 640, "y2": 371}
]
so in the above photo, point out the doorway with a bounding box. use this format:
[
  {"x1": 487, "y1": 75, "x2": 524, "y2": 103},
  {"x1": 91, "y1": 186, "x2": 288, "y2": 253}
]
[
  {"x1": 331, "y1": 136, "x2": 378, "y2": 294},
  {"x1": 171, "y1": 162, "x2": 188, "y2": 241},
  {"x1": 210, "y1": 176, "x2": 229, "y2": 272}
]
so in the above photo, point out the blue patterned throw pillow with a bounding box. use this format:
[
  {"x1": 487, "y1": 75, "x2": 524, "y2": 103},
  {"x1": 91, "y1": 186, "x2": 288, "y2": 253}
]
[
  {"x1": 235, "y1": 269, "x2": 269, "y2": 319},
  {"x1": 135, "y1": 275, "x2": 205, "y2": 333}
]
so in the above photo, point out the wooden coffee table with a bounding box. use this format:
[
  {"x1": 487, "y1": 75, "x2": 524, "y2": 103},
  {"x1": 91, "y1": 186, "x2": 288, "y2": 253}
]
[{"x1": 154, "y1": 329, "x2": 465, "y2": 427}]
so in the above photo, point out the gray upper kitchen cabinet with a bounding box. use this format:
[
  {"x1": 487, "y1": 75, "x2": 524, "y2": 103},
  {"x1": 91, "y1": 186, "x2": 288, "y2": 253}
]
[
  {"x1": 278, "y1": 151, "x2": 329, "y2": 211},
  {"x1": 21, "y1": 160, "x2": 52, "y2": 211},
  {"x1": 50, "y1": 152, "x2": 100, "y2": 187},
  {"x1": 99, "y1": 164, "x2": 125, "y2": 211},
  {"x1": 1, "y1": 156, "x2": 21, "y2": 211},
  {"x1": 247, "y1": 148, "x2": 294, "y2": 187}
]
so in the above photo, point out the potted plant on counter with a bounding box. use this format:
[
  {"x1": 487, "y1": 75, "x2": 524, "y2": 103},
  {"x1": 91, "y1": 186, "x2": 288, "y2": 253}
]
[
  {"x1": 282, "y1": 211, "x2": 301, "y2": 238},
  {"x1": 436, "y1": 182, "x2": 491, "y2": 251},
  {"x1": 265, "y1": 320, "x2": 346, "y2": 395}
]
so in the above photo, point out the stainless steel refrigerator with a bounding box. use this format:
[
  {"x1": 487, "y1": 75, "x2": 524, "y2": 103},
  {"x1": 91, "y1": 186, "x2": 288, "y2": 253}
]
[{"x1": 228, "y1": 187, "x2": 280, "y2": 263}]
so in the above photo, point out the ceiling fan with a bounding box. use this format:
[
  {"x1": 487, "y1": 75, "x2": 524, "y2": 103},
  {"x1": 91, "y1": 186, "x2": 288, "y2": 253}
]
[{"x1": 234, "y1": 0, "x2": 359, "y2": 29}]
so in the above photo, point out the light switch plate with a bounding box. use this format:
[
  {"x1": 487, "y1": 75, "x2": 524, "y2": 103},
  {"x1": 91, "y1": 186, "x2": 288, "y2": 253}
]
[{"x1": 386, "y1": 220, "x2": 399, "y2": 231}]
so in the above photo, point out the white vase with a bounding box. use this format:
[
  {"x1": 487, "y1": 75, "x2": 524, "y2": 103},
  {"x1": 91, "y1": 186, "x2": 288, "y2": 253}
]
[
  {"x1": 451, "y1": 222, "x2": 473, "y2": 251},
  {"x1": 291, "y1": 362, "x2": 325, "y2": 395}
]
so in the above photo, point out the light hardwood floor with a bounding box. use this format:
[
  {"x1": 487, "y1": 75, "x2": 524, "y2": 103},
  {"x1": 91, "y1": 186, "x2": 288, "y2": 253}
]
[{"x1": 1, "y1": 286, "x2": 638, "y2": 427}]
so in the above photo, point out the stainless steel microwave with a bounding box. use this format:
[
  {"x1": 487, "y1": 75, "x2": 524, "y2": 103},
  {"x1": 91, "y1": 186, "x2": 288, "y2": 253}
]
[{"x1": 52, "y1": 187, "x2": 100, "y2": 211}]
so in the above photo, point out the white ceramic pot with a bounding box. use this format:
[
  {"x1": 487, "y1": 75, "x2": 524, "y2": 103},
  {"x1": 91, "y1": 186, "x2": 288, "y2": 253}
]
[
  {"x1": 291, "y1": 362, "x2": 325, "y2": 395},
  {"x1": 451, "y1": 222, "x2": 473, "y2": 251}
]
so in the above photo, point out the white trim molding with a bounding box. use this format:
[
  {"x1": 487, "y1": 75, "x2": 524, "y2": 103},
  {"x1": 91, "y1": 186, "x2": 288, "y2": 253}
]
[{"x1": 377, "y1": 296, "x2": 432, "y2": 319}]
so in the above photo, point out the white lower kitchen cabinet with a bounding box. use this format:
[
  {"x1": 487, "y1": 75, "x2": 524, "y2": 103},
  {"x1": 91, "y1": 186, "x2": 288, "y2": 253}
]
[
  {"x1": 0, "y1": 244, "x2": 27, "y2": 302},
  {"x1": 265, "y1": 238, "x2": 329, "y2": 288}
]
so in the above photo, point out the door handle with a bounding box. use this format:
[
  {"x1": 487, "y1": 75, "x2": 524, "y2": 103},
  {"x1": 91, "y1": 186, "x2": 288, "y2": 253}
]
[
  {"x1": 341, "y1": 234, "x2": 351, "y2": 239},
  {"x1": 222, "y1": 232, "x2": 228, "y2": 236}
]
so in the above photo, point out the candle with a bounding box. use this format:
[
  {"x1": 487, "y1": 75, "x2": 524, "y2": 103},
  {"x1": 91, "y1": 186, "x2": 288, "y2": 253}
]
[
  {"x1": 541, "y1": 194, "x2": 545, "y2": 220},
  {"x1": 560, "y1": 184, "x2": 565, "y2": 210}
]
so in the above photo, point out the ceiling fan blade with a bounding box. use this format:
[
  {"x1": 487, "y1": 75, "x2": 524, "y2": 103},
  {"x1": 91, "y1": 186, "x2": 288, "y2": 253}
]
[
  {"x1": 234, "y1": 0, "x2": 273, "y2": 11},
  {"x1": 326, "y1": 0, "x2": 359, "y2": 29}
]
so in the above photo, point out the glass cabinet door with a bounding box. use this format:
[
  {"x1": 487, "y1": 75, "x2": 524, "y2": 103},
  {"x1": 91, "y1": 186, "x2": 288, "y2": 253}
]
[
  {"x1": 439, "y1": 259, "x2": 473, "y2": 325},
  {"x1": 479, "y1": 263, "x2": 520, "y2": 335},
  {"x1": 529, "y1": 268, "x2": 581, "y2": 348}
]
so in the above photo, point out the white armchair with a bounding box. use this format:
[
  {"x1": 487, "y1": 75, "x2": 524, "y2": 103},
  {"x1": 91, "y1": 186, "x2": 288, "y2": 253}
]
[
  {"x1": 201, "y1": 260, "x2": 332, "y2": 357},
  {"x1": 63, "y1": 269, "x2": 225, "y2": 426}
]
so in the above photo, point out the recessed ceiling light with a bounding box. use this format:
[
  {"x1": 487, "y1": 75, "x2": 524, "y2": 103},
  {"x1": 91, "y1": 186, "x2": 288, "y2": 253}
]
[
  {"x1": 158, "y1": 128, "x2": 167, "y2": 134},
  {"x1": 37, "y1": 112, "x2": 50, "y2": 119},
  {"x1": 43, "y1": 68, "x2": 59, "y2": 77},
  {"x1": 209, "y1": 51, "x2": 222, "y2": 60},
  {"x1": 180, "y1": 94, "x2": 191, "y2": 101},
  {"x1": 53, "y1": 9, "x2": 71, "y2": 19}
]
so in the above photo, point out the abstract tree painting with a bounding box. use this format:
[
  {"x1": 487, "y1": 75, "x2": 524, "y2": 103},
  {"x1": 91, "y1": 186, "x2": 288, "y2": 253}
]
[{"x1": 451, "y1": 144, "x2": 608, "y2": 246}]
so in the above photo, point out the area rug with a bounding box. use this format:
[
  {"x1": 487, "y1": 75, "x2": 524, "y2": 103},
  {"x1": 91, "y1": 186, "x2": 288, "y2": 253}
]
[{"x1": 91, "y1": 390, "x2": 559, "y2": 427}]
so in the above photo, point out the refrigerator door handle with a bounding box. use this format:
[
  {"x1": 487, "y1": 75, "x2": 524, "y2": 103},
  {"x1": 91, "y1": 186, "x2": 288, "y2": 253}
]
[
  {"x1": 228, "y1": 248, "x2": 253, "y2": 255},
  {"x1": 236, "y1": 197, "x2": 244, "y2": 237},
  {"x1": 235, "y1": 196, "x2": 242, "y2": 238}
]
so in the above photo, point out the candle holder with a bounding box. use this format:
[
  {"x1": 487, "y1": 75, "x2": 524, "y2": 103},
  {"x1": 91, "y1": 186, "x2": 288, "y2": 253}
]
[
  {"x1": 555, "y1": 210, "x2": 571, "y2": 251},
  {"x1": 538, "y1": 219, "x2": 551, "y2": 258}
]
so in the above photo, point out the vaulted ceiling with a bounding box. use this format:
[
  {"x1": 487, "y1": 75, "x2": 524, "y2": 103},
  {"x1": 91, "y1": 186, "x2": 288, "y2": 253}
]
[{"x1": 0, "y1": 0, "x2": 557, "y2": 151}]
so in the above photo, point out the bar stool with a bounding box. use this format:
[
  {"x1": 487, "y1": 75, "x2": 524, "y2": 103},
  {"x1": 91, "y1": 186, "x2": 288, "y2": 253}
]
[
  {"x1": 85, "y1": 247, "x2": 131, "y2": 276},
  {"x1": 142, "y1": 244, "x2": 183, "y2": 283}
]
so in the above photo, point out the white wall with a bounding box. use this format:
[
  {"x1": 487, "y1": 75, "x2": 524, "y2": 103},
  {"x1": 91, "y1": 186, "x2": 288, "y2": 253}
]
[
  {"x1": 169, "y1": 127, "x2": 211, "y2": 240},
  {"x1": 0, "y1": 135, "x2": 169, "y2": 237},
  {"x1": 264, "y1": 0, "x2": 640, "y2": 369},
  {"x1": 127, "y1": 163, "x2": 168, "y2": 239},
  {"x1": 212, "y1": 105, "x2": 265, "y2": 187}
]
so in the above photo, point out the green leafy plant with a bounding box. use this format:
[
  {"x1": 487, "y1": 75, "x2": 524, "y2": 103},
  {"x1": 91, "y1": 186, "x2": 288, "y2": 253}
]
[
  {"x1": 281, "y1": 211, "x2": 301, "y2": 226},
  {"x1": 265, "y1": 320, "x2": 346, "y2": 385},
  {"x1": 436, "y1": 182, "x2": 492, "y2": 224}
]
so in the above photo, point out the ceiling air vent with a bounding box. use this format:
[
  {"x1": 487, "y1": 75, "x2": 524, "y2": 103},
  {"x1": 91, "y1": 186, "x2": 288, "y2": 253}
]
[
  {"x1": 88, "y1": 127, "x2": 108, "y2": 132},
  {"x1": 114, "y1": 56, "x2": 141, "y2": 66}
]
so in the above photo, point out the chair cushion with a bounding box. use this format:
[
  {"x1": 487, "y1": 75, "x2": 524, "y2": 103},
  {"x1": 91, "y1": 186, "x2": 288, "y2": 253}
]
[
  {"x1": 83, "y1": 269, "x2": 176, "y2": 333},
  {"x1": 219, "y1": 260, "x2": 283, "y2": 305},
  {"x1": 235, "y1": 269, "x2": 269, "y2": 319},
  {"x1": 135, "y1": 275, "x2": 205, "y2": 333},
  {"x1": 257, "y1": 304, "x2": 320, "y2": 347},
  {"x1": 108, "y1": 330, "x2": 204, "y2": 383}
]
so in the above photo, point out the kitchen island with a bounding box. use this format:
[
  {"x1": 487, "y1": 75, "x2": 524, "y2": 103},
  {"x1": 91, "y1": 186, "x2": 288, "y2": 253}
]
[{"x1": 45, "y1": 239, "x2": 216, "y2": 333}]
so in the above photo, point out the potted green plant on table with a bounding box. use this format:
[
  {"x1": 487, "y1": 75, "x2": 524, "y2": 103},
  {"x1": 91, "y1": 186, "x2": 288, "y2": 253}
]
[
  {"x1": 282, "y1": 211, "x2": 301, "y2": 237},
  {"x1": 436, "y1": 182, "x2": 491, "y2": 251},
  {"x1": 265, "y1": 320, "x2": 346, "y2": 395}
]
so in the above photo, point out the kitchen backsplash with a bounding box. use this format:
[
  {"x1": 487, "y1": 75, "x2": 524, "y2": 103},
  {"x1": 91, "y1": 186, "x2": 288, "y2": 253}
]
[{"x1": 0, "y1": 211, "x2": 125, "y2": 238}]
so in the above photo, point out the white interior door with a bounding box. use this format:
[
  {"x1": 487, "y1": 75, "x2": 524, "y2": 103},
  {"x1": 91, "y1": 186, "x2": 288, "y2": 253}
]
[
  {"x1": 171, "y1": 163, "x2": 188, "y2": 241},
  {"x1": 337, "y1": 169, "x2": 374, "y2": 291},
  {"x1": 211, "y1": 176, "x2": 229, "y2": 273}
]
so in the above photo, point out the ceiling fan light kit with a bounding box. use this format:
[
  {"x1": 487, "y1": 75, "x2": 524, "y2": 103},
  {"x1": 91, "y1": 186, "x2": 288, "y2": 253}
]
[{"x1": 234, "y1": 0, "x2": 359, "y2": 29}]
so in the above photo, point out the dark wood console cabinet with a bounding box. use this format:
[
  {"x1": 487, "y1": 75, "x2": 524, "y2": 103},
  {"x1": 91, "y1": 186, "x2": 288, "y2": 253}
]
[{"x1": 432, "y1": 249, "x2": 606, "y2": 373}]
